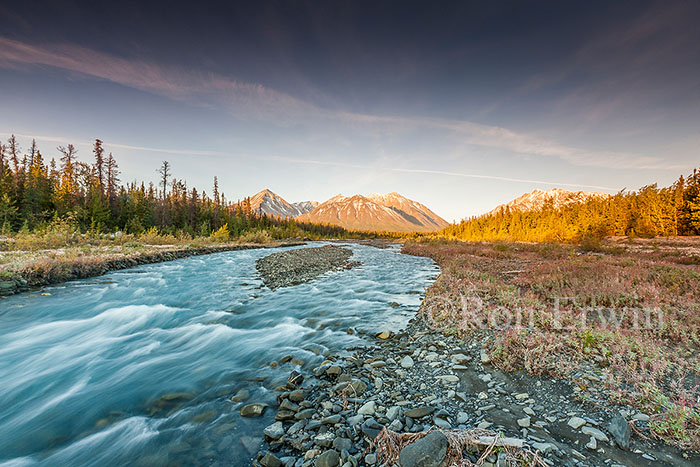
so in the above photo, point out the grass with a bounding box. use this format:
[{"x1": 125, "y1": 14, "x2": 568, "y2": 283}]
[{"x1": 403, "y1": 236, "x2": 700, "y2": 449}]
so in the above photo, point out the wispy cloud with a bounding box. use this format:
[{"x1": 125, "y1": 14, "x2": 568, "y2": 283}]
[
  {"x1": 0, "y1": 36, "x2": 671, "y2": 171},
  {"x1": 2, "y1": 132, "x2": 618, "y2": 191}
]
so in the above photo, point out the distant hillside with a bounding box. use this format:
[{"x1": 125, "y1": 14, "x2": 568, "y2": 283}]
[
  {"x1": 248, "y1": 189, "x2": 317, "y2": 218},
  {"x1": 443, "y1": 172, "x2": 700, "y2": 242},
  {"x1": 297, "y1": 192, "x2": 448, "y2": 232},
  {"x1": 485, "y1": 188, "x2": 609, "y2": 217}
]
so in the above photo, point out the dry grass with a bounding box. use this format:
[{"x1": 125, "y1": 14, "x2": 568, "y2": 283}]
[
  {"x1": 403, "y1": 237, "x2": 700, "y2": 449},
  {"x1": 374, "y1": 427, "x2": 546, "y2": 467}
]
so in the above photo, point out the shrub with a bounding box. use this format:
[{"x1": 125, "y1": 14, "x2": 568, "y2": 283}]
[
  {"x1": 210, "y1": 224, "x2": 231, "y2": 243},
  {"x1": 239, "y1": 229, "x2": 273, "y2": 244}
]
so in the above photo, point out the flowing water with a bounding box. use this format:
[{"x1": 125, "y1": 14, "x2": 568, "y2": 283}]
[{"x1": 0, "y1": 242, "x2": 437, "y2": 466}]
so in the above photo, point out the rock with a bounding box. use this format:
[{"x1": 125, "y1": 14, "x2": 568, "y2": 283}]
[
  {"x1": 347, "y1": 414, "x2": 364, "y2": 426},
  {"x1": 401, "y1": 356, "x2": 415, "y2": 368},
  {"x1": 316, "y1": 450, "x2": 340, "y2": 467},
  {"x1": 280, "y1": 399, "x2": 299, "y2": 412},
  {"x1": 451, "y1": 353, "x2": 470, "y2": 365},
  {"x1": 632, "y1": 413, "x2": 650, "y2": 422},
  {"x1": 456, "y1": 412, "x2": 469, "y2": 424},
  {"x1": 275, "y1": 410, "x2": 296, "y2": 421},
  {"x1": 531, "y1": 442, "x2": 553, "y2": 454},
  {"x1": 581, "y1": 426, "x2": 609, "y2": 442},
  {"x1": 399, "y1": 432, "x2": 448, "y2": 467},
  {"x1": 365, "y1": 453, "x2": 377, "y2": 465},
  {"x1": 377, "y1": 331, "x2": 391, "y2": 339},
  {"x1": 433, "y1": 417, "x2": 451, "y2": 429},
  {"x1": 437, "y1": 375, "x2": 459, "y2": 383},
  {"x1": 288, "y1": 371, "x2": 304, "y2": 387},
  {"x1": 585, "y1": 437, "x2": 597, "y2": 451},
  {"x1": 334, "y1": 379, "x2": 367, "y2": 396},
  {"x1": 387, "y1": 406, "x2": 401, "y2": 421},
  {"x1": 608, "y1": 415, "x2": 631, "y2": 450},
  {"x1": 404, "y1": 407, "x2": 435, "y2": 419},
  {"x1": 260, "y1": 452, "x2": 283, "y2": 467},
  {"x1": 326, "y1": 366, "x2": 343, "y2": 376},
  {"x1": 264, "y1": 421, "x2": 284, "y2": 440},
  {"x1": 322, "y1": 414, "x2": 342, "y2": 425},
  {"x1": 567, "y1": 417, "x2": 586, "y2": 429},
  {"x1": 333, "y1": 437, "x2": 352, "y2": 452},
  {"x1": 514, "y1": 393, "x2": 529, "y2": 400},
  {"x1": 231, "y1": 389, "x2": 250, "y2": 402},
  {"x1": 517, "y1": 417, "x2": 531, "y2": 428},
  {"x1": 480, "y1": 349, "x2": 491, "y2": 364},
  {"x1": 289, "y1": 390, "x2": 306, "y2": 402},
  {"x1": 358, "y1": 401, "x2": 376, "y2": 415},
  {"x1": 240, "y1": 403, "x2": 267, "y2": 417},
  {"x1": 295, "y1": 408, "x2": 316, "y2": 420}
]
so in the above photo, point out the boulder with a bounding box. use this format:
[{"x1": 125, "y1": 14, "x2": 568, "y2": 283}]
[
  {"x1": 240, "y1": 403, "x2": 267, "y2": 417},
  {"x1": 316, "y1": 450, "x2": 340, "y2": 467},
  {"x1": 608, "y1": 415, "x2": 631, "y2": 450},
  {"x1": 399, "y1": 432, "x2": 448, "y2": 467}
]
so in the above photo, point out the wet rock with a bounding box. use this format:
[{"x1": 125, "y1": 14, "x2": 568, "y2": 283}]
[
  {"x1": 399, "y1": 432, "x2": 448, "y2": 467},
  {"x1": 231, "y1": 389, "x2": 250, "y2": 402},
  {"x1": 279, "y1": 399, "x2": 299, "y2": 412},
  {"x1": 288, "y1": 371, "x2": 304, "y2": 388},
  {"x1": 288, "y1": 389, "x2": 306, "y2": 402},
  {"x1": 376, "y1": 331, "x2": 391, "y2": 339},
  {"x1": 608, "y1": 415, "x2": 631, "y2": 450},
  {"x1": 401, "y1": 356, "x2": 415, "y2": 368},
  {"x1": 240, "y1": 403, "x2": 267, "y2": 417},
  {"x1": 316, "y1": 450, "x2": 340, "y2": 467}
]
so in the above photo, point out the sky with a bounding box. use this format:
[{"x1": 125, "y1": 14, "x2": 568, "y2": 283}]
[{"x1": 1, "y1": 1, "x2": 699, "y2": 222}]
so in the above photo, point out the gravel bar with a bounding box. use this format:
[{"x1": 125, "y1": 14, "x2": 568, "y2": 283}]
[{"x1": 256, "y1": 245, "x2": 357, "y2": 289}]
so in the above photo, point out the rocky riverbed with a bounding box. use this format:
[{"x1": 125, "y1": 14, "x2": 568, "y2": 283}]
[
  {"x1": 256, "y1": 246, "x2": 358, "y2": 289},
  {"x1": 244, "y1": 315, "x2": 697, "y2": 467}
]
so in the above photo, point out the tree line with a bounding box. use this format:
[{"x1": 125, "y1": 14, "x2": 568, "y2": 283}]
[
  {"x1": 0, "y1": 135, "x2": 355, "y2": 239},
  {"x1": 442, "y1": 169, "x2": 700, "y2": 242}
]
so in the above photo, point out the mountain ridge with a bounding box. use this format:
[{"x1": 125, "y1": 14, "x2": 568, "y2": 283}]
[{"x1": 485, "y1": 188, "x2": 610, "y2": 217}]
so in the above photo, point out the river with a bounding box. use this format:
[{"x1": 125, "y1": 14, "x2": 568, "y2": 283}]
[{"x1": 0, "y1": 242, "x2": 437, "y2": 466}]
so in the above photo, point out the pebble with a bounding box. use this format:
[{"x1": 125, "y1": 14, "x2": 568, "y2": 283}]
[
  {"x1": 401, "y1": 356, "x2": 415, "y2": 368},
  {"x1": 517, "y1": 417, "x2": 531, "y2": 428}
]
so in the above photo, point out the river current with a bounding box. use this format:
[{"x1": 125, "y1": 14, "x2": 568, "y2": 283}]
[{"x1": 0, "y1": 242, "x2": 437, "y2": 466}]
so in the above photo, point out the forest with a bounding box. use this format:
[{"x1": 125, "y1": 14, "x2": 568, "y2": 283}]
[
  {"x1": 442, "y1": 169, "x2": 700, "y2": 242},
  {"x1": 0, "y1": 135, "x2": 357, "y2": 241}
]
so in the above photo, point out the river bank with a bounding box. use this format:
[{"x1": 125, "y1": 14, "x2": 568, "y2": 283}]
[
  {"x1": 248, "y1": 239, "x2": 699, "y2": 466},
  {"x1": 0, "y1": 240, "x2": 305, "y2": 296}
]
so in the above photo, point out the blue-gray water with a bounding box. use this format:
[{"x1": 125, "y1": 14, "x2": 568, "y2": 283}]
[{"x1": 0, "y1": 242, "x2": 437, "y2": 466}]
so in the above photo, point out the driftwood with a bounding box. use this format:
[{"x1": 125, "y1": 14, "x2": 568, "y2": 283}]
[{"x1": 374, "y1": 427, "x2": 546, "y2": 467}]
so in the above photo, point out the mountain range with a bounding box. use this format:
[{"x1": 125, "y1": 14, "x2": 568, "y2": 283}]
[
  {"x1": 248, "y1": 189, "x2": 319, "y2": 218},
  {"x1": 485, "y1": 188, "x2": 609, "y2": 217},
  {"x1": 245, "y1": 187, "x2": 608, "y2": 233},
  {"x1": 247, "y1": 189, "x2": 448, "y2": 232}
]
